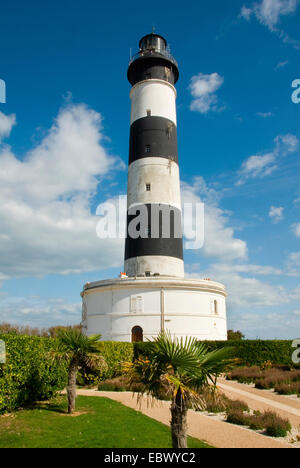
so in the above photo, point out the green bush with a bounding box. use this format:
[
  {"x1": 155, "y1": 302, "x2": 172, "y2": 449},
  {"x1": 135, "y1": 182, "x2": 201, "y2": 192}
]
[
  {"x1": 263, "y1": 411, "x2": 291, "y2": 438},
  {"x1": 0, "y1": 333, "x2": 68, "y2": 413},
  {"x1": 226, "y1": 409, "x2": 249, "y2": 426},
  {"x1": 133, "y1": 340, "x2": 297, "y2": 368},
  {"x1": 94, "y1": 341, "x2": 134, "y2": 379},
  {"x1": 203, "y1": 340, "x2": 296, "y2": 367},
  {"x1": 226, "y1": 407, "x2": 292, "y2": 438}
]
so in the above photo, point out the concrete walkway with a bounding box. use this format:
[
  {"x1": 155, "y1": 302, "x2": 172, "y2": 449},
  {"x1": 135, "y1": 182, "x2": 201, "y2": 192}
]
[{"x1": 76, "y1": 389, "x2": 294, "y2": 448}]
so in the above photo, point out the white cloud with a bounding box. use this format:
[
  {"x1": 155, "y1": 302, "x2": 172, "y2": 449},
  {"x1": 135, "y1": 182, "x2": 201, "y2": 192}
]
[
  {"x1": 240, "y1": 5, "x2": 253, "y2": 20},
  {"x1": 286, "y1": 252, "x2": 300, "y2": 276},
  {"x1": 228, "y1": 309, "x2": 300, "y2": 339},
  {"x1": 189, "y1": 73, "x2": 225, "y2": 114},
  {"x1": 186, "y1": 263, "x2": 287, "y2": 308},
  {"x1": 274, "y1": 60, "x2": 289, "y2": 70},
  {"x1": 0, "y1": 295, "x2": 81, "y2": 328},
  {"x1": 240, "y1": 0, "x2": 300, "y2": 48},
  {"x1": 210, "y1": 262, "x2": 282, "y2": 276},
  {"x1": 269, "y1": 206, "x2": 284, "y2": 223},
  {"x1": 291, "y1": 223, "x2": 300, "y2": 237},
  {"x1": 0, "y1": 104, "x2": 125, "y2": 279},
  {"x1": 0, "y1": 111, "x2": 16, "y2": 142},
  {"x1": 291, "y1": 283, "x2": 300, "y2": 299},
  {"x1": 237, "y1": 133, "x2": 299, "y2": 184},
  {"x1": 253, "y1": 0, "x2": 299, "y2": 29},
  {"x1": 181, "y1": 178, "x2": 247, "y2": 261}
]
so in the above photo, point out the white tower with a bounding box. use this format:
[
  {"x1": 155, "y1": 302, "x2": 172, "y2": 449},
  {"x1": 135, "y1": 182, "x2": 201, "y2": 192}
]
[{"x1": 81, "y1": 33, "x2": 228, "y2": 343}]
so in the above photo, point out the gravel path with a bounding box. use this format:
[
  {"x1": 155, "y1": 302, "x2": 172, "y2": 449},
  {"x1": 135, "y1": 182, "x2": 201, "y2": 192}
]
[{"x1": 75, "y1": 389, "x2": 293, "y2": 448}]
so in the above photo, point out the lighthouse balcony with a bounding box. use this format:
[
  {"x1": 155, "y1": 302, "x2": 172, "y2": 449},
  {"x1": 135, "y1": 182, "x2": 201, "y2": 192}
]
[{"x1": 129, "y1": 49, "x2": 178, "y2": 68}]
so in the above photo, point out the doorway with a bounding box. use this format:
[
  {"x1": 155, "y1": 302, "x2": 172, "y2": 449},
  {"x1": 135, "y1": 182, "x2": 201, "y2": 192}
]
[{"x1": 131, "y1": 326, "x2": 143, "y2": 342}]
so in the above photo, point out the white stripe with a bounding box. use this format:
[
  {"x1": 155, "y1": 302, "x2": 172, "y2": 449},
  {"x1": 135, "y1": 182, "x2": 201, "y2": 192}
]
[
  {"x1": 125, "y1": 256, "x2": 184, "y2": 278},
  {"x1": 130, "y1": 79, "x2": 177, "y2": 125},
  {"x1": 127, "y1": 158, "x2": 181, "y2": 210}
]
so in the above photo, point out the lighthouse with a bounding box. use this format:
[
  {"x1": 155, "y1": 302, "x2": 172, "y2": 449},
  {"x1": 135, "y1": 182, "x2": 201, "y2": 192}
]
[
  {"x1": 125, "y1": 33, "x2": 183, "y2": 278},
  {"x1": 81, "y1": 33, "x2": 228, "y2": 342}
]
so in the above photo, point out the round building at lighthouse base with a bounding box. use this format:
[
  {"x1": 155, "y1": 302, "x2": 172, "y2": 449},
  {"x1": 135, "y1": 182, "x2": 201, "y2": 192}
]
[{"x1": 81, "y1": 277, "x2": 227, "y2": 342}]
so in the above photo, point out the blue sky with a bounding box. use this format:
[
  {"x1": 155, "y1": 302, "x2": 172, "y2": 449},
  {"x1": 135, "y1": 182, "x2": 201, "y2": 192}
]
[{"x1": 0, "y1": 0, "x2": 299, "y2": 338}]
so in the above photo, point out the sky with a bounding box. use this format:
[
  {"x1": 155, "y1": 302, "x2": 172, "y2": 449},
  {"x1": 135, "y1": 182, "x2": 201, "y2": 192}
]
[{"x1": 0, "y1": 0, "x2": 299, "y2": 339}]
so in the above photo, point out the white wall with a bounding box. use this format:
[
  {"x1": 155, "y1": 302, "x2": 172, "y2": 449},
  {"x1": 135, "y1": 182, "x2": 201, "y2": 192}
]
[
  {"x1": 82, "y1": 279, "x2": 227, "y2": 341},
  {"x1": 124, "y1": 256, "x2": 184, "y2": 278},
  {"x1": 127, "y1": 158, "x2": 181, "y2": 209}
]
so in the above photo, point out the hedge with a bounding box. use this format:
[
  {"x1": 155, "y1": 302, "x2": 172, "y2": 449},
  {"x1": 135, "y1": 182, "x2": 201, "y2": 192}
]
[
  {"x1": 94, "y1": 341, "x2": 134, "y2": 379},
  {"x1": 0, "y1": 334, "x2": 68, "y2": 414},
  {"x1": 133, "y1": 340, "x2": 297, "y2": 367}
]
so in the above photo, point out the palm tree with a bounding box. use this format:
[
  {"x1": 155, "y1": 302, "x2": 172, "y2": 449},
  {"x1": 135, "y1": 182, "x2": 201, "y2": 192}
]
[
  {"x1": 124, "y1": 332, "x2": 233, "y2": 448},
  {"x1": 54, "y1": 329, "x2": 106, "y2": 414}
]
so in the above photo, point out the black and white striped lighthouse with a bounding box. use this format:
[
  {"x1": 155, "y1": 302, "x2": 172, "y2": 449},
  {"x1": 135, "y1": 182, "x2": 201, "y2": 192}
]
[
  {"x1": 125, "y1": 33, "x2": 184, "y2": 278},
  {"x1": 82, "y1": 33, "x2": 228, "y2": 342}
]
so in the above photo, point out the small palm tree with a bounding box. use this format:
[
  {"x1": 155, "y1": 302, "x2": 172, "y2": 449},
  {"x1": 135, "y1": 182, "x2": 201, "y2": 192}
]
[
  {"x1": 54, "y1": 329, "x2": 105, "y2": 414},
  {"x1": 124, "y1": 332, "x2": 233, "y2": 448}
]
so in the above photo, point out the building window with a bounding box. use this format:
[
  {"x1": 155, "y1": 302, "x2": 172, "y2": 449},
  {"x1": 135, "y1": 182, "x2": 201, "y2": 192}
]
[
  {"x1": 147, "y1": 109, "x2": 151, "y2": 117},
  {"x1": 146, "y1": 183, "x2": 151, "y2": 191},
  {"x1": 214, "y1": 300, "x2": 218, "y2": 315},
  {"x1": 130, "y1": 296, "x2": 143, "y2": 314},
  {"x1": 145, "y1": 144, "x2": 151, "y2": 153}
]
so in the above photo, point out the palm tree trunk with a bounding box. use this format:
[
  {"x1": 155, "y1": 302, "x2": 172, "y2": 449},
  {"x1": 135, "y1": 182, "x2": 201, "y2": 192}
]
[
  {"x1": 170, "y1": 389, "x2": 188, "y2": 448},
  {"x1": 67, "y1": 360, "x2": 78, "y2": 414}
]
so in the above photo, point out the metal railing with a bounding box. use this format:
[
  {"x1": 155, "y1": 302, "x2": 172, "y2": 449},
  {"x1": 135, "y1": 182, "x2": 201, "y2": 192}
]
[{"x1": 129, "y1": 49, "x2": 178, "y2": 67}]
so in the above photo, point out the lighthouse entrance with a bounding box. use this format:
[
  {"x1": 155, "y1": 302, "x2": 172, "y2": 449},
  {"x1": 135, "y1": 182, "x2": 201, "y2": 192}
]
[{"x1": 131, "y1": 326, "x2": 143, "y2": 342}]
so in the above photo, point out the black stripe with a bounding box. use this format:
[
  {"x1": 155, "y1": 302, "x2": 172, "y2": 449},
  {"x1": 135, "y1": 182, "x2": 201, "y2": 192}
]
[
  {"x1": 125, "y1": 204, "x2": 183, "y2": 261},
  {"x1": 129, "y1": 116, "x2": 178, "y2": 165},
  {"x1": 128, "y1": 55, "x2": 179, "y2": 87},
  {"x1": 125, "y1": 237, "x2": 183, "y2": 261}
]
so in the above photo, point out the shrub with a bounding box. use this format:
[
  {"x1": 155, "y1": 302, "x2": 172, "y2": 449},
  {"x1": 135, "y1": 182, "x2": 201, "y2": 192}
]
[
  {"x1": 227, "y1": 366, "x2": 263, "y2": 384},
  {"x1": 274, "y1": 382, "x2": 300, "y2": 395},
  {"x1": 94, "y1": 341, "x2": 134, "y2": 379},
  {"x1": 0, "y1": 333, "x2": 68, "y2": 413},
  {"x1": 263, "y1": 411, "x2": 291, "y2": 438},
  {"x1": 197, "y1": 388, "x2": 228, "y2": 413},
  {"x1": 255, "y1": 368, "x2": 300, "y2": 390},
  {"x1": 226, "y1": 407, "x2": 292, "y2": 438},
  {"x1": 196, "y1": 387, "x2": 249, "y2": 414},
  {"x1": 77, "y1": 341, "x2": 134, "y2": 386},
  {"x1": 98, "y1": 376, "x2": 143, "y2": 392},
  {"x1": 224, "y1": 397, "x2": 249, "y2": 413},
  {"x1": 226, "y1": 409, "x2": 249, "y2": 426}
]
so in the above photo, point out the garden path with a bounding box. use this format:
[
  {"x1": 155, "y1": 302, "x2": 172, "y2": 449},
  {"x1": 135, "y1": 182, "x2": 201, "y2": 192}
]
[{"x1": 75, "y1": 389, "x2": 294, "y2": 448}]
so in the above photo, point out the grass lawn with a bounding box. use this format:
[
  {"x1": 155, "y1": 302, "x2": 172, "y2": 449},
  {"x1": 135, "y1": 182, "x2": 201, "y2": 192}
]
[{"x1": 0, "y1": 396, "x2": 212, "y2": 448}]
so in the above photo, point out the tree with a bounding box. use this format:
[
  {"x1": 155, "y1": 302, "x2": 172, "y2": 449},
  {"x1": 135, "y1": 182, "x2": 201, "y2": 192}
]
[
  {"x1": 227, "y1": 330, "x2": 245, "y2": 341},
  {"x1": 53, "y1": 329, "x2": 106, "y2": 414},
  {"x1": 124, "y1": 332, "x2": 233, "y2": 448},
  {"x1": 48, "y1": 324, "x2": 82, "y2": 338}
]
